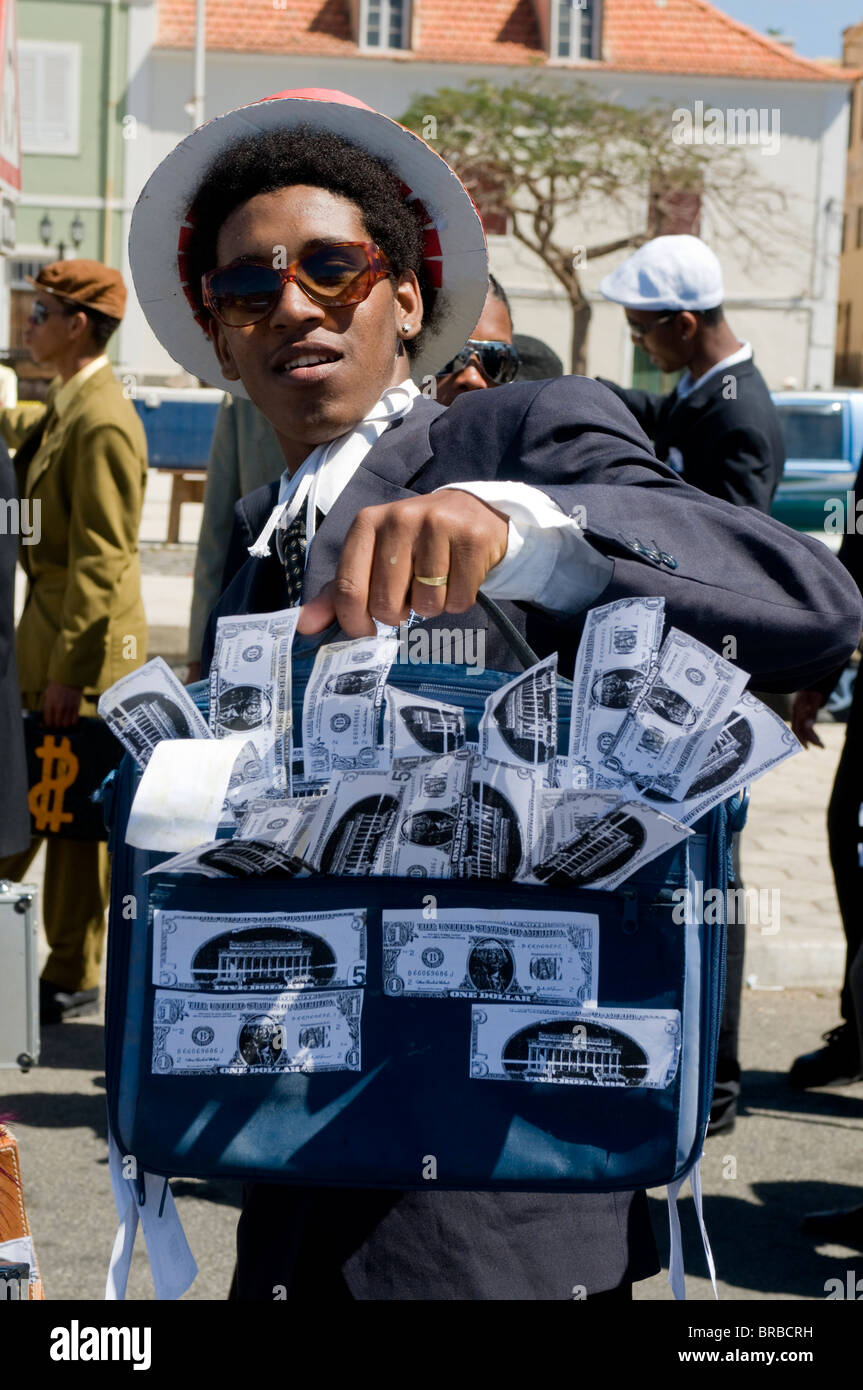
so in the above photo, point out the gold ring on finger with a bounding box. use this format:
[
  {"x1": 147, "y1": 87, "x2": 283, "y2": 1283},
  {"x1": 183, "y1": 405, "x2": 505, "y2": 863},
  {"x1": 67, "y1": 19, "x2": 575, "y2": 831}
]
[{"x1": 414, "y1": 574, "x2": 449, "y2": 587}]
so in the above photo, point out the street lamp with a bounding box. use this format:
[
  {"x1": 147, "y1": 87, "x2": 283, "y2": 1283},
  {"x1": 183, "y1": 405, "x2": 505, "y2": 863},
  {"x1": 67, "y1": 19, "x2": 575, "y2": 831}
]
[{"x1": 39, "y1": 211, "x2": 86, "y2": 260}]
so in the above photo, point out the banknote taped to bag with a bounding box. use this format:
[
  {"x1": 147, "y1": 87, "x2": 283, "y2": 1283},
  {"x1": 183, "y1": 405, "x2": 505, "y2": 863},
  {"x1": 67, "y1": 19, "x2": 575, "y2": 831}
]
[
  {"x1": 469, "y1": 1004, "x2": 681, "y2": 1087},
  {"x1": 209, "y1": 610, "x2": 299, "y2": 795},
  {"x1": 568, "y1": 597, "x2": 665, "y2": 790},
  {"x1": 153, "y1": 908, "x2": 366, "y2": 991},
  {"x1": 479, "y1": 654, "x2": 558, "y2": 781},
  {"x1": 303, "y1": 634, "x2": 397, "y2": 782},
  {"x1": 375, "y1": 751, "x2": 472, "y2": 878},
  {"x1": 383, "y1": 684, "x2": 466, "y2": 760},
  {"x1": 382, "y1": 908, "x2": 599, "y2": 1005},
  {"x1": 602, "y1": 627, "x2": 749, "y2": 798},
  {"x1": 98, "y1": 656, "x2": 212, "y2": 768},
  {"x1": 151, "y1": 988, "x2": 363, "y2": 1074}
]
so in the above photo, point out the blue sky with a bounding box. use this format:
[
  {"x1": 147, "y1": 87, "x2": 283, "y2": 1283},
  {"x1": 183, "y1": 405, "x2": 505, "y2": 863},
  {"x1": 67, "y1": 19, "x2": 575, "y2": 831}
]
[{"x1": 713, "y1": 0, "x2": 862, "y2": 60}]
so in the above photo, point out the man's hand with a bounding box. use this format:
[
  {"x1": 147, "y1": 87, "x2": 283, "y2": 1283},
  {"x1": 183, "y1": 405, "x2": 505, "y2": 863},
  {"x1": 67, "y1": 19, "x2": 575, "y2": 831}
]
[
  {"x1": 791, "y1": 689, "x2": 826, "y2": 749},
  {"x1": 298, "y1": 490, "x2": 510, "y2": 637},
  {"x1": 42, "y1": 682, "x2": 83, "y2": 728}
]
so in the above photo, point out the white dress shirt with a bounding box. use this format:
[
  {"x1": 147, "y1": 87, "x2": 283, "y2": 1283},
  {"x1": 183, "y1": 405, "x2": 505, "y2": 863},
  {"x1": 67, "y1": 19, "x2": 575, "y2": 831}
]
[{"x1": 249, "y1": 381, "x2": 613, "y2": 616}]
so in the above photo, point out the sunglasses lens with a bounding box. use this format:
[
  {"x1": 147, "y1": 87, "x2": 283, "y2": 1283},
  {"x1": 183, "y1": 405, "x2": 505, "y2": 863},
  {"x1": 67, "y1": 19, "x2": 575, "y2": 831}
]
[
  {"x1": 482, "y1": 344, "x2": 519, "y2": 384},
  {"x1": 206, "y1": 265, "x2": 281, "y2": 325},
  {"x1": 298, "y1": 246, "x2": 375, "y2": 304}
]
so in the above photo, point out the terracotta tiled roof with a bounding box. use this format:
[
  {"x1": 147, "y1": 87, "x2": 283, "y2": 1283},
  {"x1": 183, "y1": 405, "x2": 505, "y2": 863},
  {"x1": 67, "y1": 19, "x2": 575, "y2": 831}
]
[{"x1": 155, "y1": 0, "x2": 850, "y2": 82}]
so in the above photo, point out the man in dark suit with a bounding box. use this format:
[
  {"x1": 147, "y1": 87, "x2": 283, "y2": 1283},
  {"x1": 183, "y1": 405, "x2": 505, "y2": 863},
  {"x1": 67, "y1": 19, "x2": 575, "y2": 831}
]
[
  {"x1": 597, "y1": 235, "x2": 785, "y2": 515},
  {"x1": 129, "y1": 89, "x2": 862, "y2": 1302},
  {"x1": 0, "y1": 438, "x2": 30, "y2": 858}
]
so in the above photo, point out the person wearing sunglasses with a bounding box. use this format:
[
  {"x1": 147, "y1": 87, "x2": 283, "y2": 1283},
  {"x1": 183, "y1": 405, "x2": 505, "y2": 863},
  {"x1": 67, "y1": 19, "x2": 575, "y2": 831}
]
[
  {"x1": 597, "y1": 235, "x2": 784, "y2": 516},
  {"x1": 0, "y1": 260, "x2": 148, "y2": 1024},
  {"x1": 129, "y1": 90, "x2": 860, "y2": 1305},
  {"x1": 434, "y1": 275, "x2": 518, "y2": 405}
]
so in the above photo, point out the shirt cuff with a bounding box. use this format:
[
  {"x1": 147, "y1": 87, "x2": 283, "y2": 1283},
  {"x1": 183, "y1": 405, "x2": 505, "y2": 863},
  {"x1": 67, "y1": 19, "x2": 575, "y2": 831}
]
[{"x1": 436, "y1": 481, "x2": 613, "y2": 615}]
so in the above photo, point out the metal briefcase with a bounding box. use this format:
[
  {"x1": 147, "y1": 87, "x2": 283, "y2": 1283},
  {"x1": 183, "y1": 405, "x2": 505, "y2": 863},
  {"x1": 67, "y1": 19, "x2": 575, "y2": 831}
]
[{"x1": 0, "y1": 881, "x2": 40, "y2": 1070}]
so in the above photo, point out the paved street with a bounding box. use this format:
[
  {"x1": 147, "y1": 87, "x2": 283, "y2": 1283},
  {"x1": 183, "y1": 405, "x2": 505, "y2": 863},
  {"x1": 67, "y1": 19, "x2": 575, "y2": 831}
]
[{"x1": 3, "y1": 493, "x2": 861, "y2": 1302}]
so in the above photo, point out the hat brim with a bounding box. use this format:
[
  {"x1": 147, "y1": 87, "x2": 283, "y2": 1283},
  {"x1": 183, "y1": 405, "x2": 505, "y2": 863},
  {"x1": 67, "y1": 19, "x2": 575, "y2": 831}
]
[{"x1": 129, "y1": 95, "x2": 489, "y2": 397}]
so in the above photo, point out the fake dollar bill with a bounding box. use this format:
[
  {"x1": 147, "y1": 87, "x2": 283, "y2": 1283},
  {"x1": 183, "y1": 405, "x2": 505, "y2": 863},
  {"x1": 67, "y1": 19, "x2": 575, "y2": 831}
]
[
  {"x1": 601, "y1": 627, "x2": 749, "y2": 798},
  {"x1": 568, "y1": 598, "x2": 665, "y2": 790},
  {"x1": 98, "y1": 656, "x2": 212, "y2": 768},
  {"x1": 146, "y1": 838, "x2": 310, "y2": 880},
  {"x1": 153, "y1": 907, "x2": 366, "y2": 990},
  {"x1": 375, "y1": 752, "x2": 473, "y2": 878},
  {"x1": 238, "y1": 794, "x2": 325, "y2": 859},
  {"x1": 304, "y1": 770, "x2": 405, "y2": 875},
  {"x1": 384, "y1": 685, "x2": 466, "y2": 760},
  {"x1": 479, "y1": 655, "x2": 558, "y2": 780},
  {"x1": 639, "y1": 691, "x2": 802, "y2": 826},
  {"x1": 382, "y1": 908, "x2": 599, "y2": 1005},
  {"x1": 469, "y1": 1004, "x2": 681, "y2": 1088},
  {"x1": 531, "y1": 800, "x2": 691, "y2": 891},
  {"x1": 460, "y1": 757, "x2": 545, "y2": 880},
  {"x1": 533, "y1": 790, "x2": 625, "y2": 864},
  {"x1": 152, "y1": 988, "x2": 362, "y2": 1074},
  {"x1": 209, "y1": 610, "x2": 299, "y2": 795},
  {"x1": 302, "y1": 634, "x2": 397, "y2": 782}
]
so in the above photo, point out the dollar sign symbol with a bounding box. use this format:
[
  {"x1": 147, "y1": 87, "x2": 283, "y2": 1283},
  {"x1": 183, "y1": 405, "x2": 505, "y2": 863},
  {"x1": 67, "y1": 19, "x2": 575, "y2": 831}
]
[{"x1": 28, "y1": 735, "x2": 79, "y2": 833}]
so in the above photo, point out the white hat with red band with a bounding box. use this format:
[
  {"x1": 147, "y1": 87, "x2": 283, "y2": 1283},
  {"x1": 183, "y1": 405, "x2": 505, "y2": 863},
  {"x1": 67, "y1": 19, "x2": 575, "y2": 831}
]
[{"x1": 128, "y1": 88, "x2": 489, "y2": 396}]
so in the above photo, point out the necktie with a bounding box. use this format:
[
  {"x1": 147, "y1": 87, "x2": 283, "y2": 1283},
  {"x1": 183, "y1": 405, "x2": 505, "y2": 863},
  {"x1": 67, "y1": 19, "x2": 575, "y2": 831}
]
[{"x1": 281, "y1": 509, "x2": 307, "y2": 607}]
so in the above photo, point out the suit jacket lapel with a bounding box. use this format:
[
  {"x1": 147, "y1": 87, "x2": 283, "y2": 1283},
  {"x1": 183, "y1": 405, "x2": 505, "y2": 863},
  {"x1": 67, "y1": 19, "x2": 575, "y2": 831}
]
[{"x1": 304, "y1": 399, "x2": 440, "y2": 599}]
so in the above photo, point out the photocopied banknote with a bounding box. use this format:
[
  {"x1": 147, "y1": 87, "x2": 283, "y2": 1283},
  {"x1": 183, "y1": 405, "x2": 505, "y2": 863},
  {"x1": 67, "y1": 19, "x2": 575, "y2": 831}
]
[
  {"x1": 461, "y1": 756, "x2": 546, "y2": 881},
  {"x1": 533, "y1": 790, "x2": 625, "y2": 865},
  {"x1": 238, "y1": 794, "x2": 325, "y2": 859},
  {"x1": 152, "y1": 988, "x2": 363, "y2": 1074},
  {"x1": 383, "y1": 685, "x2": 466, "y2": 760},
  {"x1": 304, "y1": 770, "x2": 405, "y2": 875},
  {"x1": 469, "y1": 1004, "x2": 682, "y2": 1088},
  {"x1": 153, "y1": 907, "x2": 367, "y2": 990},
  {"x1": 302, "y1": 634, "x2": 397, "y2": 782},
  {"x1": 639, "y1": 690, "x2": 802, "y2": 826},
  {"x1": 146, "y1": 839, "x2": 310, "y2": 880},
  {"x1": 98, "y1": 656, "x2": 212, "y2": 768},
  {"x1": 531, "y1": 800, "x2": 691, "y2": 891},
  {"x1": 601, "y1": 627, "x2": 749, "y2": 798},
  {"x1": 375, "y1": 751, "x2": 473, "y2": 879},
  {"x1": 382, "y1": 908, "x2": 599, "y2": 1005},
  {"x1": 568, "y1": 597, "x2": 665, "y2": 790},
  {"x1": 479, "y1": 655, "x2": 558, "y2": 780},
  {"x1": 209, "y1": 610, "x2": 300, "y2": 795}
]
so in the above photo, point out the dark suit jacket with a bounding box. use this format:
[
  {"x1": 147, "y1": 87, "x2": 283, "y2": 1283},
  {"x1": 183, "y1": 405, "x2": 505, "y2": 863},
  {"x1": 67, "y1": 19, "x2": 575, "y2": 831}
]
[
  {"x1": 598, "y1": 358, "x2": 785, "y2": 514},
  {"x1": 207, "y1": 376, "x2": 860, "y2": 1300},
  {"x1": 813, "y1": 457, "x2": 863, "y2": 701},
  {"x1": 0, "y1": 441, "x2": 30, "y2": 855}
]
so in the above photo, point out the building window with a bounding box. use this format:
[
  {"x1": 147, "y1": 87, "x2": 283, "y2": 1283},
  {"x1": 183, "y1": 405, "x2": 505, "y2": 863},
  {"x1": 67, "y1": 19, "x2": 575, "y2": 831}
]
[
  {"x1": 553, "y1": 0, "x2": 596, "y2": 61},
  {"x1": 361, "y1": 0, "x2": 410, "y2": 50},
  {"x1": 19, "y1": 41, "x2": 81, "y2": 155}
]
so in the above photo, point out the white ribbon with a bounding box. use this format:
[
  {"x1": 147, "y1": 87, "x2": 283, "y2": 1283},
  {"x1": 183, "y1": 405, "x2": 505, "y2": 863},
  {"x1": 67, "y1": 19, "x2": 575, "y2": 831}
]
[
  {"x1": 665, "y1": 1154, "x2": 719, "y2": 1301},
  {"x1": 105, "y1": 1130, "x2": 197, "y2": 1301}
]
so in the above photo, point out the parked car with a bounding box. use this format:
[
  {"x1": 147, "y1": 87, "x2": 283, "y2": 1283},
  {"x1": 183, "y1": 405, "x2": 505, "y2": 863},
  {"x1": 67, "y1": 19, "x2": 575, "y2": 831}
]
[{"x1": 770, "y1": 390, "x2": 860, "y2": 536}]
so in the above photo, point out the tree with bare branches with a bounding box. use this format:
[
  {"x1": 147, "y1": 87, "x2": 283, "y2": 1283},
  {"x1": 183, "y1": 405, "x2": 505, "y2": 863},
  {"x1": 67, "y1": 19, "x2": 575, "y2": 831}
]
[{"x1": 401, "y1": 79, "x2": 788, "y2": 372}]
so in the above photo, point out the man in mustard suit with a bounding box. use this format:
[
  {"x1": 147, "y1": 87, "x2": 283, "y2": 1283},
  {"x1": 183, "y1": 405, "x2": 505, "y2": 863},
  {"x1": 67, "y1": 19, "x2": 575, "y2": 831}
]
[{"x1": 0, "y1": 260, "x2": 148, "y2": 1022}]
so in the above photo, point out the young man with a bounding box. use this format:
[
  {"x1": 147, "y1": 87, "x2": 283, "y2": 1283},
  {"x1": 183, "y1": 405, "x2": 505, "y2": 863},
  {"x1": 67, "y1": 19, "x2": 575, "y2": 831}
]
[
  {"x1": 433, "y1": 274, "x2": 518, "y2": 405},
  {"x1": 0, "y1": 262, "x2": 148, "y2": 1021},
  {"x1": 129, "y1": 89, "x2": 861, "y2": 1301},
  {"x1": 597, "y1": 235, "x2": 785, "y2": 515}
]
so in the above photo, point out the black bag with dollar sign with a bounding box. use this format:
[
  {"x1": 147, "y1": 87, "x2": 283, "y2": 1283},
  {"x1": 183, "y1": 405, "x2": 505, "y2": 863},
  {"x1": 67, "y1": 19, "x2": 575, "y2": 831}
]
[{"x1": 24, "y1": 713, "x2": 123, "y2": 841}]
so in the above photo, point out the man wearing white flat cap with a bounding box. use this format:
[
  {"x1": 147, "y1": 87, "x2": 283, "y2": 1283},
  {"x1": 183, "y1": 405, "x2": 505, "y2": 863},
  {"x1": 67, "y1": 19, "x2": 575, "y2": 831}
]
[{"x1": 598, "y1": 234, "x2": 784, "y2": 514}]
